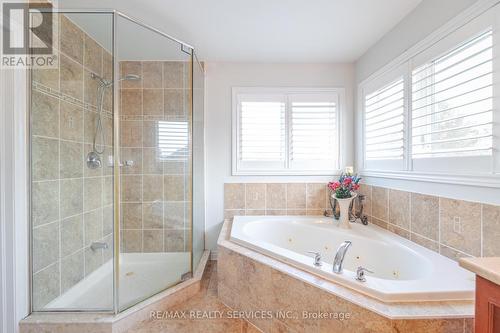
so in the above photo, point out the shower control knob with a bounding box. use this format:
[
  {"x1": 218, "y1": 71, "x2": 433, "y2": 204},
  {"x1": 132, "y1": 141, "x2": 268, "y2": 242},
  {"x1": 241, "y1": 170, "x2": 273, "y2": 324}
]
[
  {"x1": 119, "y1": 160, "x2": 134, "y2": 167},
  {"x1": 307, "y1": 251, "x2": 322, "y2": 267}
]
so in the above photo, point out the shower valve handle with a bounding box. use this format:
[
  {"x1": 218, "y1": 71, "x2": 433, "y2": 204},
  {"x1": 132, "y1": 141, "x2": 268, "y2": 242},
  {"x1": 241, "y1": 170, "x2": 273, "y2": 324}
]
[
  {"x1": 307, "y1": 251, "x2": 322, "y2": 267},
  {"x1": 119, "y1": 160, "x2": 134, "y2": 167}
]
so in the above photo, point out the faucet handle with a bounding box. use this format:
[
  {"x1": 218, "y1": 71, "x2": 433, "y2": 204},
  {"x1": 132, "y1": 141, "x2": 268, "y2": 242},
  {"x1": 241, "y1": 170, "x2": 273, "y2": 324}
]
[
  {"x1": 306, "y1": 251, "x2": 322, "y2": 267},
  {"x1": 355, "y1": 266, "x2": 374, "y2": 282}
]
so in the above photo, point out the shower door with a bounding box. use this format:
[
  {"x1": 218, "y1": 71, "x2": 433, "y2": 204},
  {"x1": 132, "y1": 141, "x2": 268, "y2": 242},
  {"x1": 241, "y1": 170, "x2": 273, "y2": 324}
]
[
  {"x1": 30, "y1": 11, "x2": 115, "y2": 311},
  {"x1": 114, "y1": 14, "x2": 193, "y2": 311}
]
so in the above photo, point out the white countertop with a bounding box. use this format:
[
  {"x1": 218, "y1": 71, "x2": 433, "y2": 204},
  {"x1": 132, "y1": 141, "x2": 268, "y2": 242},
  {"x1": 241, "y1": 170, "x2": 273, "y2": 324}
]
[{"x1": 459, "y1": 257, "x2": 500, "y2": 286}]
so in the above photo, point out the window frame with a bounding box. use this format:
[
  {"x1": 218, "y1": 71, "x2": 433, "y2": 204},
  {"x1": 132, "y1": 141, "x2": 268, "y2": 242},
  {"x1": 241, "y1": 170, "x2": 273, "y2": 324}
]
[
  {"x1": 232, "y1": 87, "x2": 346, "y2": 176},
  {"x1": 358, "y1": 1, "x2": 500, "y2": 188}
]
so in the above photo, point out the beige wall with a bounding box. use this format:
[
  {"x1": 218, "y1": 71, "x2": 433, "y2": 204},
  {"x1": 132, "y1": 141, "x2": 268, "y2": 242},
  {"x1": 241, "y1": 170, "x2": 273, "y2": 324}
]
[
  {"x1": 31, "y1": 15, "x2": 113, "y2": 310},
  {"x1": 118, "y1": 60, "x2": 192, "y2": 254}
]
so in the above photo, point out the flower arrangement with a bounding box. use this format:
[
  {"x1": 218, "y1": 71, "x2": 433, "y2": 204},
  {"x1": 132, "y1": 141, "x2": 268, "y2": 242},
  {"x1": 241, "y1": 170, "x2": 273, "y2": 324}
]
[{"x1": 328, "y1": 172, "x2": 361, "y2": 199}]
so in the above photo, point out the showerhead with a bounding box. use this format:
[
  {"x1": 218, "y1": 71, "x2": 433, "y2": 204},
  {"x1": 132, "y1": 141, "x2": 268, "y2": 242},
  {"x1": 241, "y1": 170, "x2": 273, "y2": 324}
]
[{"x1": 91, "y1": 73, "x2": 141, "y2": 87}]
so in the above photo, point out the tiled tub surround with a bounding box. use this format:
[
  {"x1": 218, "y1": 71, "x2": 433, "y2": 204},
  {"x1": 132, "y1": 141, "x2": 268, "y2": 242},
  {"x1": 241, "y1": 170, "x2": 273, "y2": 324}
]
[
  {"x1": 118, "y1": 60, "x2": 192, "y2": 254},
  {"x1": 31, "y1": 15, "x2": 114, "y2": 310},
  {"x1": 358, "y1": 184, "x2": 500, "y2": 260},
  {"x1": 218, "y1": 220, "x2": 473, "y2": 333}
]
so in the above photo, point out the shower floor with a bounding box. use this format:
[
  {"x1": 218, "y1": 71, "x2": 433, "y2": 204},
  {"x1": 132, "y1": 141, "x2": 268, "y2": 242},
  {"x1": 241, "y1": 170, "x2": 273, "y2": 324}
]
[{"x1": 46, "y1": 252, "x2": 191, "y2": 311}]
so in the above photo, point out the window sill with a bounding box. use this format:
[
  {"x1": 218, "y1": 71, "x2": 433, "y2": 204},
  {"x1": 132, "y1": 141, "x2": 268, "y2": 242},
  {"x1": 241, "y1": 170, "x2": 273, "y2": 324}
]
[
  {"x1": 360, "y1": 169, "x2": 500, "y2": 188},
  {"x1": 232, "y1": 170, "x2": 342, "y2": 176}
]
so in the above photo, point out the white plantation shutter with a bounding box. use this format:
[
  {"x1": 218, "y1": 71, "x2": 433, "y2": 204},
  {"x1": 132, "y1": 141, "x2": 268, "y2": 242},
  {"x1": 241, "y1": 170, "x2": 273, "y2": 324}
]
[
  {"x1": 233, "y1": 89, "x2": 342, "y2": 175},
  {"x1": 158, "y1": 121, "x2": 189, "y2": 161},
  {"x1": 411, "y1": 29, "x2": 494, "y2": 173},
  {"x1": 289, "y1": 94, "x2": 338, "y2": 170}
]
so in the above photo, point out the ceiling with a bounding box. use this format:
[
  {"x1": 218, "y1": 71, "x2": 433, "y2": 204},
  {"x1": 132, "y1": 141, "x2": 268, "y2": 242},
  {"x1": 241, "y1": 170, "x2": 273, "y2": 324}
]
[{"x1": 55, "y1": 0, "x2": 422, "y2": 62}]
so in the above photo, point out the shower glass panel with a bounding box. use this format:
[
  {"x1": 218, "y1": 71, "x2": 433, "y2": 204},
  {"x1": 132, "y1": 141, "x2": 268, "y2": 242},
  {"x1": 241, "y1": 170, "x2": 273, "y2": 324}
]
[
  {"x1": 30, "y1": 11, "x2": 115, "y2": 311},
  {"x1": 192, "y1": 53, "x2": 205, "y2": 268},
  {"x1": 115, "y1": 14, "x2": 193, "y2": 311}
]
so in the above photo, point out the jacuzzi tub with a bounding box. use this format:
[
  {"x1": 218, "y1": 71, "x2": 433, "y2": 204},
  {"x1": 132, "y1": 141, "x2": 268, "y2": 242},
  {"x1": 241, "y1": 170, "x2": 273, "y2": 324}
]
[{"x1": 230, "y1": 216, "x2": 475, "y2": 303}]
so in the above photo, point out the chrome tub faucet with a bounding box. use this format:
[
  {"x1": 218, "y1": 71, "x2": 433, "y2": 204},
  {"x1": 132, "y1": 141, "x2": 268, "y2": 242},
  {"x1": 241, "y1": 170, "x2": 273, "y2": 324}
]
[{"x1": 333, "y1": 241, "x2": 352, "y2": 274}]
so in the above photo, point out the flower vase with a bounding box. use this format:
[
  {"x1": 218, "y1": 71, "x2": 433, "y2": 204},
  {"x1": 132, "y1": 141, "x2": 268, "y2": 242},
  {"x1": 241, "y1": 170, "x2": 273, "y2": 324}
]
[{"x1": 333, "y1": 193, "x2": 357, "y2": 229}]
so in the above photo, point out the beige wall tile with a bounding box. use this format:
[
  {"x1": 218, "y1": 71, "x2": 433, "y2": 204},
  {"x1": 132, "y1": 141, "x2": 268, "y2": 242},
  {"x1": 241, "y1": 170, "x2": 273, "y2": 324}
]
[
  {"x1": 83, "y1": 69, "x2": 99, "y2": 106},
  {"x1": 83, "y1": 110, "x2": 98, "y2": 144},
  {"x1": 143, "y1": 148, "x2": 163, "y2": 174},
  {"x1": 32, "y1": 263, "x2": 60, "y2": 310},
  {"x1": 246, "y1": 183, "x2": 266, "y2": 209},
  {"x1": 165, "y1": 202, "x2": 185, "y2": 229},
  {"x1": 306, "y1": 183, "x2": 326, "y2": 209},
  {"x1": 32, "y1": 136, "x2": 59, "y2": 181},
  {"x1": 224, "y1": 183, "x2": 245, "y2": 209},
  {"x1": 122, "y1": 230, "x2": 142, "y2": 253},
  {"x1": 482, "y1": 204, "x2": 500, "y2": 256},
  {"x1": 32, "y1": 180, "x2": 59, "y2": 226},
  {"x1": 389, "y1": 189, "x2": 410, "y2": 230},
  {"x1": 439, "y1": 244, "x2": 472, "y2": 262},
  {"x1": 266, "y1": 183, "x2": 286, "y2": 209},
  {"x1": 121, "y1": 89, "x2": 143, "y2": 116},
  {"x1": 410, "y1": 233, "x2": 439, "y2": 253},
  {"x1": 32, "y1": 66, "x2": 59, "y2": 91},
  {"x1": 84, "y1": 209, "x2": 102, "y2": 245},
  {"x1": 163, "y1": 62, "x2": 184, "y2": 88},
  {"x1": 33, "y1": 222, "x2": 59, "y2": 272},
  {"x1": 286, "y1": 183, "x2": 306, "y2": 209},
  {"x1": 121, "y1": 203, "x2": 142, "y2": 229},
  {"x1": 440, "y1": 198, "x2": 481, "y2": 256},
  {"x1": 84, "y1": 246, "x2": 103, "y2": 275},
  {"x1": 246, "y1": 210, "x2": 266, "y2": 216},
  {"x1": 60, "y1": 54, "x2": 83, "y2": 101},
  {"x1": 31, "y1": 91, "x2": 59, "y2": 138},
  {"x1": 60, "y1": 214, "x2": 83, "y2": 257},
  {"x1": 61, "y1": 250, "x2": 84, "y2": 293},
  {"x1": 143, "y1": 89, "x2": 163, "y2": 116},
  {"x1": 120, "y1": 61, "x2": 142, "y2": 89},
  {"x1": 142, "y1": 120, "x2": 158, "y2": 148},
  {"x1": 103, "y1": 205, "x2": 113, "y2": 236},
  {"x1": 142, "y1": 61, "x2": 163, "y2": 88},
  {"x1": 306, "y1": 209, "x2": 324, "y2": 216},
  {"x1": 164, "y1": 175, "x2": 185, "y2": 201},
  {"x1": 387, "y1": 223, "x2": 410, "y2": 239},
  {"x1": 60, "y1": 178, "x2": 83, "y2": 218},
  {"x1": 224, "y1": 209, "x2": 245, "y2": 220},
  {"x1": 370, "y1": 217, "x2": 388, "y2": 229},
  {"x1": 60, "y1": 100, "x2": 83, "y2": 142},
  {"x1": 84, "y1": 177, "x2": 102, "y2": 211},
  {"x1": 120, "y1": 147, "x2": 143, "y2": 175},
  {"x1": 60, "y1": 141, "x2": 83, "y2": 178},
  {"x1": 164, "y1": 229, "x2": 185, "y2": 252},
  {"x1": 143, "y1": 229, "x2": 164, "y2": 252},
  {"x1": 358, "y1": 184, "x2": 372, "y2": 216},
  {"x1": 83, "y1": 34, "x2": 102, "y2": 75},
  {"x1": 164, "y1": 89, "x2": 184, "y2": 117},
  {"x1": 60, "y1": 15, "x2": 83, "y2": 64},
  {"x1": 411, "y1": 193, "x2": 439, "y2": 241},
  {"x1": 121, "y1": 175, "x2": 142, "y2": 202},
  {"x1": 287, "y1": 209, "x2": 307, "y2": 215},
  {"x1": 143, "y1": 202, "x2": 163, "y2": 229},
  {"x1": 371, "y1": 186, "x2": 388, "y2": 221},
  {"x1": 120, "y1": 120, "x2": 143, "y2": 147},
  {"x1": 143, "y1": 175, "x2": 163, "y2": 202}
]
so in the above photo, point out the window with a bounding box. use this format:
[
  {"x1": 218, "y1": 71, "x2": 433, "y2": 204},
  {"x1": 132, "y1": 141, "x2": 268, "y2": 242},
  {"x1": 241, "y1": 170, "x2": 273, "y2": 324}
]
[
  {"x1": 361, "y1": 6, "x2": 500, "y2": 181},
  {"x1": 411, "y1": 29, "x2": 493, "y2": 173},
  {"x1": 233, "y1": 88, "x2": 343, "y2": 175},
  {"x1": 158, "y1": 120, "x2": 189, "y2": 161}
]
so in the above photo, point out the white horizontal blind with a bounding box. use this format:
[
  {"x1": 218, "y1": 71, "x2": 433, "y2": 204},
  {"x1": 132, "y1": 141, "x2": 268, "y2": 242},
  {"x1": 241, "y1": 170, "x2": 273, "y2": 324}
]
[
  {"x1": 411, "y1": 29, "x2": 493, "y2": 159},
  {"x1": 364, "y1": 77, "x2": 405, "y2": 161},
  {"x1": 239, "y1": 100, "x2": 286, "y2": 162},
  {"x1": 234, "y1": 89, "x2": 341, "y2": 174},
  {"x1": 158, "y1": 120, "x2": 189, "y2": 161},
  {"x1": 289, "y1": 94, "x2": 338, "y2": 170}
]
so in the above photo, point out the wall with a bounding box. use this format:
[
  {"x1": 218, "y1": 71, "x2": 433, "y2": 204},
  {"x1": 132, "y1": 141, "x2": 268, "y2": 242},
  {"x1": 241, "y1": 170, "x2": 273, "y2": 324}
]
[
  {"x1": 31, "y1": 15, "x2": 114, "y2": 309},
  {"x1": 118, "y1": 60, "x2": 192, "y2": 254},
  {"x1": 204, "y1": 62, "x2": 355, "y2": 252}
]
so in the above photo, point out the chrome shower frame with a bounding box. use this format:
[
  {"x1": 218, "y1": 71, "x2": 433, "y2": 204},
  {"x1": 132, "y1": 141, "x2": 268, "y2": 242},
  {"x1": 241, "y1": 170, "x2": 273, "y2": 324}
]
[{"x1": 28, "y1": 7, "x2": 196, "y2": 315}]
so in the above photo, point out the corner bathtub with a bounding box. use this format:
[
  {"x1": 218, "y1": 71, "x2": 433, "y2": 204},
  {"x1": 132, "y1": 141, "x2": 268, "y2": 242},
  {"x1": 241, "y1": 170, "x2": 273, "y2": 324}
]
[{"x1": 230, "y1": 216, "x2": 475, "y2": 303}]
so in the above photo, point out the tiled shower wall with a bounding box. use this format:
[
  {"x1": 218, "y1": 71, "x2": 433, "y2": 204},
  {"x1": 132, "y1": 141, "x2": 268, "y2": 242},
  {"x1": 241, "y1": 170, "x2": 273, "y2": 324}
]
[
  {"x1": 358, "y1": 184, "x2": 500, "y2": 260},
  {"x1": 31, "y1": 15, "x2": 113, "y2": 309},
  {"x1": 119, "y1": 60, "x2": 192, "y2": 253},
  {"x1": 224, "y1": 182, "x2": 500, "y2": 261}
]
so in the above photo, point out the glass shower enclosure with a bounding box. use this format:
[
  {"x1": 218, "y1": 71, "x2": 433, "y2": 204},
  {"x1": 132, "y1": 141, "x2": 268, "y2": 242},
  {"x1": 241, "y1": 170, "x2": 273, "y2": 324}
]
[{"x1": 29, "y1": 8, "x2": 204, "y2": 313}]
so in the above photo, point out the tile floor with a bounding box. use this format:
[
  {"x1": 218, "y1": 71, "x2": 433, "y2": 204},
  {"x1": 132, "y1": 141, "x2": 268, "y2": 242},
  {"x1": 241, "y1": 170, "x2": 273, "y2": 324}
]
[{"x1": 126, "y1": 261, "x2": 261, "y2": 333}]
